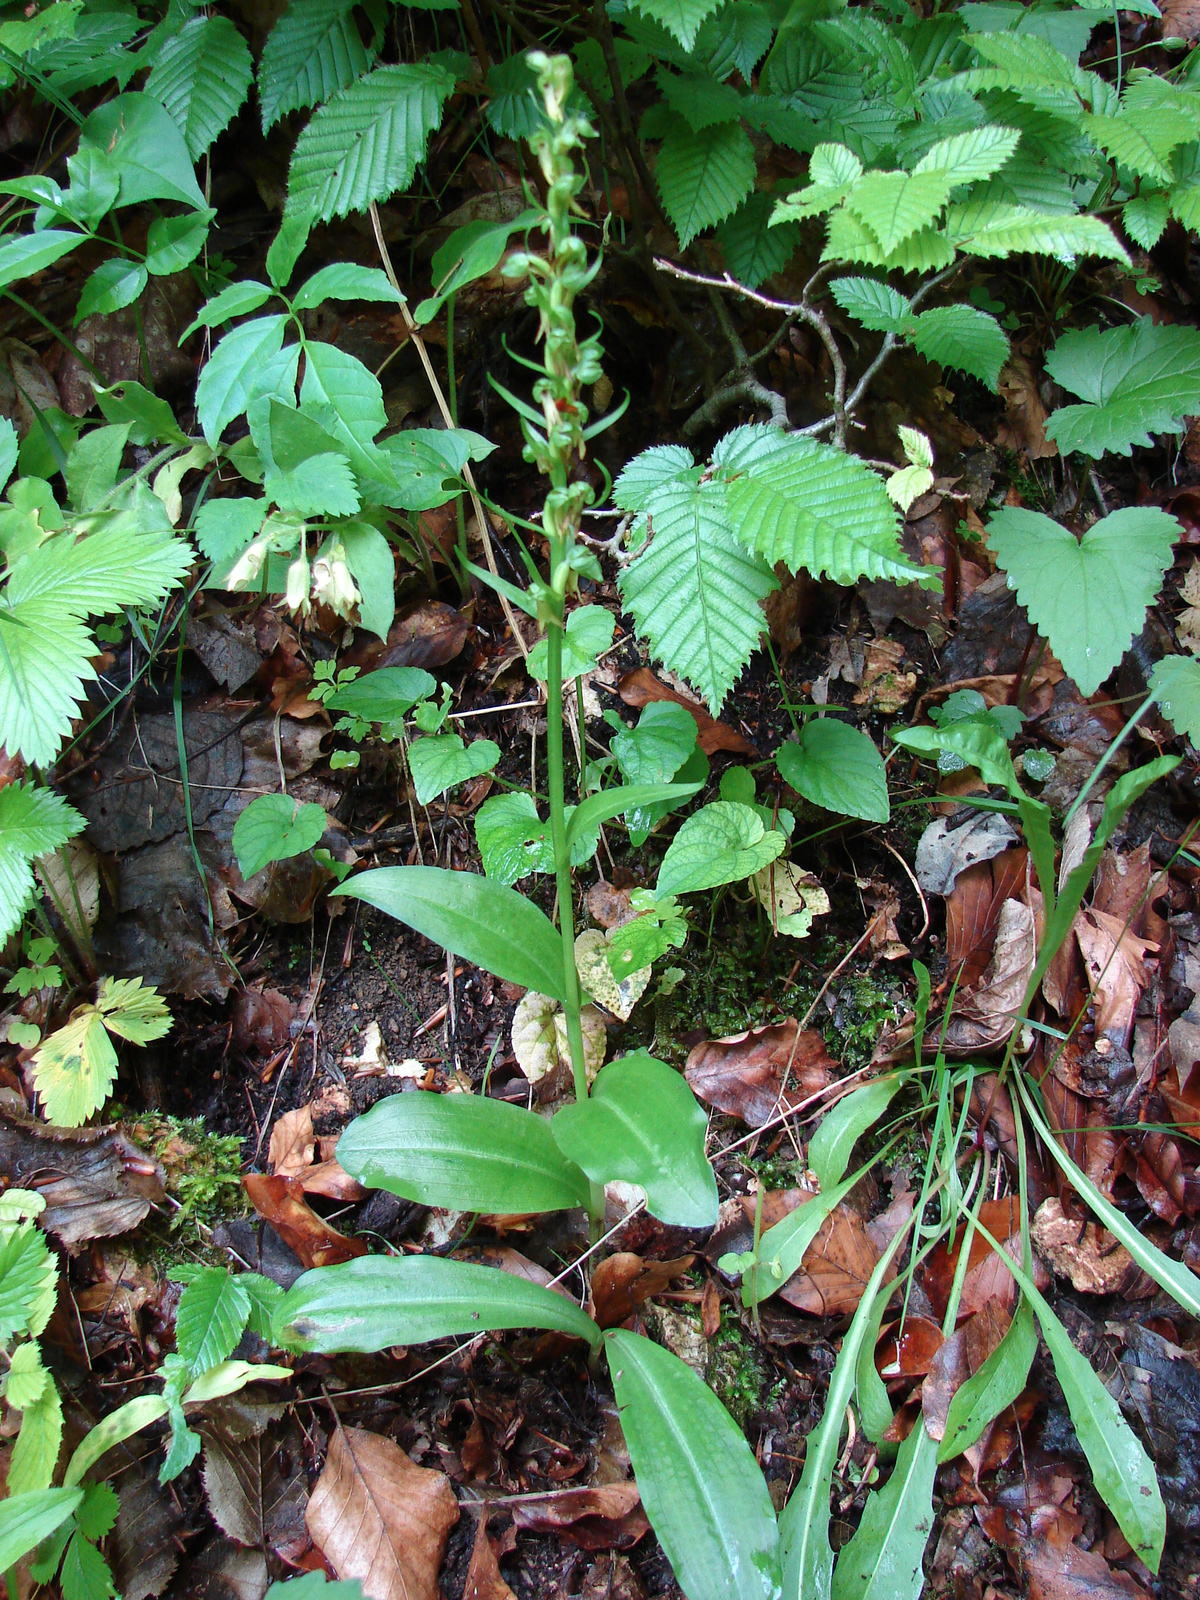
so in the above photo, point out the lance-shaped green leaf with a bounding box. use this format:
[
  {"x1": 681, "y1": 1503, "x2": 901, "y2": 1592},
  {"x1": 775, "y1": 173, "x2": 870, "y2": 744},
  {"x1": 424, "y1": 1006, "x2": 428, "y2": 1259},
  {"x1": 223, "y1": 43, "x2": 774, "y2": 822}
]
[
  {"x1": 829, "y1": 1421, "x2": 939, "y2": 1600},
  {"x1": 808, "y1": 1079, "x2": 903, "y2": 1195},
  {"x1": 0, "y1": 1487, "x2": 83, "y2": 1572},
  {"x1": 605, "y1": 1329, "x2": 781, "y2": 1600},
  {"x1": 274, "y1": 1255, "x2": 601, "y2": 1354},
  {"x1": 338, "y1": 865, "x2": 569, "y2": 1000},
  {"x1": 552, "y1": 1052, "x2": 718, "y2": 1226},
  {"x1": 415, "y1": 206, "x2": 542, "y2": 324},
  {"x1": 337, "y1": 1091, "x2": 590, "y2": 1213},
  {"x1": 891, "y1": 716, "x2": 1021, "y2": 796},
  {"x1": 565, "y1": 781, "x2": 702, "y2": 850},
  {"x1": 741, "y1": 1174, "x2": 859, "y2": 1308},
  {"x1": 657, "y1": 801, "x2": 787, "y2": 895},
  {"x1": 937, "y1": 1295, "x2": 1037, "y2": 1461},
  {"x1": 775, "y1": 721, "x2": 889, "y2": 823}
]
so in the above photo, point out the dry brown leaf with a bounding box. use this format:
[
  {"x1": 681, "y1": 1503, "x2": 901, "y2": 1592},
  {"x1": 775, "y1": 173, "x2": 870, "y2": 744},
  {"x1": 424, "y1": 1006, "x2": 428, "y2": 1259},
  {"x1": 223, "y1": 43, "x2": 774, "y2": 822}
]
[
  {"x1": 997, "y1": 354, "x2": 1057, "y2": 459},
  {"x1": 852, "y1": 638, "x2": 916, "y2": 713},
  {"x1": 306, "y1": 1427, "x2": 459, "y2": 1600},
  {"x1": 1074, "y1": 909, "x2": 1158, "y2": 1046},
  {"x1": 242, "y1": 1174, "x2": 368, "y2": 1268},
  {"x1": 1162, "y1": 0, "x2": 1200, "y2": 42},
  {"x1": 779, "y1": 1204, "x2": 882, "y2": 1316},
  {"x1": 877, "y1": 1315, "x2": 944, "y2": 1381},
  {"x1": 944, "y1": 899, "x2": 1035, "y2": 1052},
  {"x1": 946, "y1": 847, "x2": 1028, "y2": 987},
  {"x1": 684, "y1": 1021, "x2": 833, "y2": 1126},
  {"x1": 510, "y1": 1484, "x2": 649, "y2": 1551},
  {"x1": 618, "y1": 667, "x2": 757, "y2": 756},
  {"x1": 0, "y1": 1110, "x2": 165, "y2": 1250},
  {"x1": 301, "y1": 1159, "x2": 368, "y2": 1201},
  {"x1": 268, "y1": 1105, "x2": 315, "y2": 1179},
  {"x1": 232, "y1": 988, "x2": 296, "y2": 1055},
  {"x1": 1024, "y1": 1522, "x2": 1153, "y2": 1600},
  {"x1": 590, "y1": 1253, "x2": 694, "y2": 1329},
  {"x1": 463, "y1": 1514, "x2": 516, "y2": 1600},
  {"x1": 701, "y1": 1278, "x2": 721, "y2": 1340}
]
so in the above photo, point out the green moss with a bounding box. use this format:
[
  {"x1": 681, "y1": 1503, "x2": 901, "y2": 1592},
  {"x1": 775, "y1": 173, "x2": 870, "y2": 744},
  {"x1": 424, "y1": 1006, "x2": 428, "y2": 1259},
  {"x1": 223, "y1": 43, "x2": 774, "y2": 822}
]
[
  {"x1": 649, "y1": 936, "x2": 817, "y2": 1062},
  {"x1": 708, "y1": 1322, "x2": 778, "y2": 1431},
  {"x1": 821, "y1": 970, "x2": 904, "y2": 1073},
  {"x1": 133, "y1": 1114, "x2": 246, "y2": 1231}
]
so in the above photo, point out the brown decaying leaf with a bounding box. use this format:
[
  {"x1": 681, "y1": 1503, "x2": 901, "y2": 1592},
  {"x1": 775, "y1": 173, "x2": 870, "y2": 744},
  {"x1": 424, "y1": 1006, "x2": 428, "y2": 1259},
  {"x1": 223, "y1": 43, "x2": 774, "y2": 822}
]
[
  {"x1": 110, "y1": 1468, "x2": 185, "y2": 1600},
  {"x1": 510, "y1": 1484, "x2": 650, "y2": 1551},
  {"x1": 590, "y1": 1254, "x2": 694, "y2": 1329},
  {"x1": 463, "y1": 1514, "x2": 516, "y2": 1600},
  {"x1": 344, "y1": 599, "x2": 469, "y2": 673},
  {"x1": 945, "y1": 846, "x2": 1028, "y2": 987},
  {"x1": 301, "y1": 1159, "x2": 368, "y2": 1202},
  {"x1": 996, "y1": 353, "x2": 1057, "y2": 459},
  {"x1": 684, "y1": 1021, "x2": 833, "y2": 1127},
  {"x1": 306, "y1": 1426, "x2": 459, "y2": 1600},
  {"x1": 943, "y1": 898, "x2": 1035, "y2": 1052},
  {"x1": 1042, "y1": 1072, "x2": 1121, "y2": 1200},
  {"x1": 618, "y1": 667, "x2": 757, "y2": 756},
  {"x1": 1012, "y1": 1507, "x2": 1154, "y2": 1600},
  {"x1": 920, "y1": 1197, "x2": 1049, "y2": 1320},
  {"x1": 268, "y1": 1105, "x2": 315, "y2": 1179},
  {"x1": 198, "y1": 1397, "x2": 308, "y2": 1555},
  {"x1": 1161, "y1": 0, "x2": 1200, "y2": 43},
  {"x1": 701, "y1": 1277, "x2": 721, "y2": 1340},
  {"x1": 0, "y1": 1110, "x2": 165, "y2": 1251},
  {"x1": 876, "y1": 1315, "x2": 943, "y2": 1381},
  {"x1": 232, "y1": 989, "x2": 297, "y2": 1056},
  {"x1": 1032, "y1": 1199, "x2": 1155, "y2": 1297},
  {"x1": 852, "y1": 637, "x2": 916, "y2": 714},
  {"x1": 242, "y1": 1174, "x2": 367, "y2": 1269},
  {"x1": 587, "y1": 881, "x2": 638, "y2": 930},
  {"x1": 779, "y1": 1204, "x2": 883, "y2": 1316},
  {"x1": 1074, "y1": 909, "x2": 1157, "y2": 1047}
]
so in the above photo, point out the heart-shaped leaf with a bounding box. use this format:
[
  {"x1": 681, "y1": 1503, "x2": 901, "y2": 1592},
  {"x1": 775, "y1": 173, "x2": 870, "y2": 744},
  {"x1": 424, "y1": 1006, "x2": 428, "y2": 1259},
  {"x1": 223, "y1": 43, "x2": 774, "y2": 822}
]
[
  {"x1": 775, "y1": 720, "x2": 889, "y2": 822},
  {"x1": 657, "y1": 802, "x2": 787, "y2": 895},
  {"x1": 232, "y1": 794, "x2": 327, "y2": 879}
]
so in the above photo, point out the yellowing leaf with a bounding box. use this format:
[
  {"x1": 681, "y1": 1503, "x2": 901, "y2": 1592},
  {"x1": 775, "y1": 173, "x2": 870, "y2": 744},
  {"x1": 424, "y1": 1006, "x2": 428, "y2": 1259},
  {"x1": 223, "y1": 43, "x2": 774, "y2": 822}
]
[
  {"x1": 511, "y1": 991, "x2": 606, "y2": 1085},
  {"x1": 31, "y1": 977, "x2": 171, "y2": 1126},
  {"x1": 574, "y1": 930, "x2": 652, "y2": 1022},
  {"x1": 752, "y1": 860, "x2": 831, "y2": 938}
]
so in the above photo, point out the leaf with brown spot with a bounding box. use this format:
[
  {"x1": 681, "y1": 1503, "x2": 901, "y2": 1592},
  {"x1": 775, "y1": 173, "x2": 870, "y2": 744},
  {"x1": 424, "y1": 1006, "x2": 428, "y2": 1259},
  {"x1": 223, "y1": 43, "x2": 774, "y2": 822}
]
[
  {"x1": 242, "y1": 1174, "x2": 367, "y2": 1268},
  {"x1": 268, "y1": 1105, "x2": 315, "y2": 1179},
  {"x1": 684, "y1": 1021, "x2": 833, "y2": 1127},
  {"x1": 306, "y1": 1426, "x2": 459, "y2": 1600},
  {"x1": 590, "y1": 1254, "x2": 694, "y2": 1329},
  {"x1": 618, "y1": 667, "x2": 757, "y2": 756},
  {"x1": 463, "y1": 1513, "x2": 516, "y2": 1600},
  {"x1": 510, "y1": 1484, "x2": 650, "y2": 1551}
]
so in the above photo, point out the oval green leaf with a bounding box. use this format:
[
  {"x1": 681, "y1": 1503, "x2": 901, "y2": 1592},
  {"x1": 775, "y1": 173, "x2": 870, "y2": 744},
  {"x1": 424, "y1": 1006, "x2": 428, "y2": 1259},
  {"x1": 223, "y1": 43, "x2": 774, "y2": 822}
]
[
  {"x1": 338, "y1": 865, "x2": 569, "y2": 1000},
  {"x1": 937, "y1": 1294, "x2": 1036, "y2": 1462},
  {"x1": 552, "y1": 1051, "x2": 718, "y2": 1227},
  {"x1": 273, "y1": 1254, "x2": 601, "y2": 1354},
  {"x1": 656, "y1": 801, "x2": 787, "y2": 896},
  {"x1": 605, "y1": 1330, "x2": 781, "y2": 1600},
  {"x1": 775, "y1": 720, "x2": 889, "y2": 823},
  {"x1": 0, "y1": 1486, "x2": 83, "y2": 1571},
  {"x1": 325, "y1": 665, "x2": 436, "y2": 723},
  {"x1": 337, "y1": 1091, "x2": 590, "y2": 1213}
]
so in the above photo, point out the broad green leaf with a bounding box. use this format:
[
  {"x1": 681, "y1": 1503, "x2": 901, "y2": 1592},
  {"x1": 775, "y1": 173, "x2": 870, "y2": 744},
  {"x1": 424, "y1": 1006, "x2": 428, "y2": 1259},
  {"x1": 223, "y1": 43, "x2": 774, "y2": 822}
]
[
  {"x1": 196, "y1": 315, "x2": 289, "y2": 446},
  {"x1": 474, "y1": 791, "x2": 598, "y2": 884},
  {"x1": 274, "y1": 1254, "x2": 602, "y2": 1353},
  {"x1": 987, "y1": 506, "x2": 1176, "y2": 696},
  {"x1": 337, "y1": 1090, "x2": 591, "y2": 1213},
  {"x1": 59, "y1": 145, "x2": 120, "y2": 230},
  {"x1": 77, "y1": 94, "x2": 207, "y2": 210},
  {"x1": 807, "y1": 1078, "x2": 902, "y2": 1195},
  {"x1": 0, "y1": 1488, "x2": 82, "y2": 1573},
  {"x1": 0, "y1": 1222, "x2": 57, "y2": 1343},
  {"x1": 174, "y1": 1267, "x2": 251, "y2": 1376},
  {"x1": 0, "y1": 780, "x2": 84, "y2": 945},
  {"x1": 232, "y1": 794, "x2": 326, "y2": 878},
  {"x1": 241, "y1": 1273, "x2": 284, "y2": 1340},
  {"x1": 94, "y1": 381, "x2": 185, "y2": 447},
  {"x1": 830, "y1": 276, "x2": 911, "y2": 332},
  {"x1": 182, "y1": 281, "x2": 274, "y2": 339},
  {"x1": 375, "y1": 426, "x2": 494, "y2": 510},
  {"x1": 829, "y1": 1422, "x2": 938, "y2": 1600},
  {"x1": 716, "y1": 192, "x2": 800, "y2": 289},
  {"x1": 299, "y1": 340, "x2": 387, "y2": 478},
  {"x1": 0, "y1": 600, "x2": 101, "y2": 769},
  {"x1": 63, "y1": 424, "x2": 129, "y2": 511},
  {"x1": 5, "y1": 1342, "x2": 48, "y2": 1411},
  {"x1": 60, "y1": 1529, "x2": 117, "y2": 1600},
  {"x1": 913, "y1": 124, "x2": 1020, "y2": 183},
  {"x1": 564, "y1": 780, "x2": 703, "y2": 850},
  {"x1": 483, "y1": 53, "x2": 548, "y2": 140},
  {"x1": 325, "y1": 665, "x2": 436, "y2": 722},
  {"x1": 938, "y1": 1295, "x2": 1036, "y2": 1461},
  {"x1": 552, "y1": 1052, "x2": 717, "y2": 1226},
  {"x1": 338, "y1": 864, "x2": 569, "y2": 1000},
  {"x1": 145, "y1": 14, "x2": 253, "y2": 158},
  {"x1": 722, "y1": 428, "x2": 931, "y2": 588},
  {"x1": 0, "y1": 229, "x2": 83, "y2": 292},
  {"x1": 626, "y1": 0, "x2": 725, "y2": 50},
  {"x1": 948, "y1": 202, "x2": 1128, "y2": 265},
  {"x1": 0, "y1": 416, "x2": 16, "y2": 493},
  {"x1": 845, "y1": 168, "x2": 953, "y2": 254},
  {"x1": 605, "y1": 1330, "x2": 781, "y2": 1600},
  {"x1": 145, "y1": 209, "x2": 212, "y2": 275},
  {"x1": 775, "y1": 720, "x2": 889, "y2": 823},
  {"x1": 613, "y1": 443, "x2": 694, "y2": 511},
  {"x1": 618, "y1": 468, "x2": 777, "y2": 715},
  {"x1": 891, "y1": 716, "x2": 1021, "y2": 796},
  {"x1": 283, "y1": 63, "x2": 457, "y2": 229},
  {"x1": 905, "y1": 304, "x2": 1009, "y2": 391},
  {"x1": 195, "y1": 498, "x2": 266, "y2": 574},
  {"x1": 414, "y1": 206, "x2": 542, "y2": 323},
  {"x1": 407, "y1": 734, "x2": 500, "y2": 805},
  {"x1": 660, "y1": 70, "x2": 747, "y2": 131},
  {"x1": 1150, "y1": 653, "x2": 1200, "y2": 743},
  {"x1": 657, "y1": 801, "x2": 787, "y2": 895},
  {"x1": 655, "y1": 115, "x2": 756, "y2": 248},
  {"x1": 1044, "y1": 318, "x2": 1200, "y2": 456},
  {"x1": 258, "y1": 0, "x2": 374, "y2": 132},
  {"x1": 338, "y1": 521, "x2": 393, "y2": 638},
  {"x1": 1123, "y1": 191, "x2": 1170, "y2": 251},
  {"x1": 527, "y1": 604, "x2": 616, "y2": 682},
  {"x1": 64, "y1": 1396, "x2": 167, "y2": 1488},
  {"x1": 610, "y1": 702, "x2": 698, "y2": 784},
  {"x1": 9, "y1": 1377, "x2": 62, "y2": 1494},
  {"x1": 292, "y1": 264, "x2": 403, "y2": 313},
  {"x1": 75, "y1": 258, "x2": 147, "y2": 324}
]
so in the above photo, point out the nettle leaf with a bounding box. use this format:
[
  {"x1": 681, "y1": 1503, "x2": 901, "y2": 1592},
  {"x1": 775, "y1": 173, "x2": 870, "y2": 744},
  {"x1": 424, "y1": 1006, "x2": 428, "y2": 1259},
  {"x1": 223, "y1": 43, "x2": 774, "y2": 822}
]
[
  {"x1": 987, "y1": 506, "x2": 1177, "y2": 696},
  {"x1": 282, "y1": 63, "x2": 457, "y2": 230},
  {"x1": 1081, "y1": 108, "x2": 1194, "y2": 185},
  {"x1": 657, "y1": 801, "x2": 787, "y2": 895},
  {"x1": 613, "y1": 443, "x2": 694, "y2": 511},
  {"x1": 407, "y1": 734, "x2": 499, "y2": 805},
  {"x1": 232, "y1": 794, "x2": 327, "y2": 879},
  {"x1": 1044, "y1": 318, "x2": 1200, "y2": 457},
  {"x1": 1150, "y1": 654, "x2": 1200, "y2": 743},
  {"x1": 904, "y1": 304, "x2": 1009, "y2": 390},
  {"x1": 830, "y1": 276, "x2": 911, "y2": 332},
  {"x1": 776, "y1": 720, "x2": 889, "y2": 822},
  {"x1": 0, "y1": 781, "x2": 85, "y2": 945},
  {"x1": 1123, "y1": 191, "x2": 1171, "y2": 250},
  {"x1": 258, "y1": 0, "x2": 374, "y2": 132},
  {"x1": 627, "y1": 0, "x2": 725, "y2": 51},
  {"x1": 528, "y1": 604, "x2": 616, "y2": 682},
  {"x1": 716, "y1": 192, "x2": 800, "y2": 290},
  {"x1": 654, "y1": 114, "x2": 756, "y2": 249},
  {"x1": 617, "y1": 466, "x2": 777, "y2": 716},
  {"x1": 719, "y1": 425, "x2": 931, "y2": 588},
  {"x1": 915, "y1": 124, "x2": 1021, "y2": 183},
  {"x1": 145, "y1": 14, "x2": 253, "y2": 159}
]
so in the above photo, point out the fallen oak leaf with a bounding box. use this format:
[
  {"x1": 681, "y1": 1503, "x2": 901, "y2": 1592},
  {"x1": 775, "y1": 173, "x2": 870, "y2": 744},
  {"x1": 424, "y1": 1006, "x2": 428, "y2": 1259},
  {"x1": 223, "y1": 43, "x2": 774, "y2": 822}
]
[
  {"x1": 306, "y1": 1425, "x2": 459, "y2": 1600},
  {"x1": 242, "y1": 1174, "x2": 367, "y2": 1268}
]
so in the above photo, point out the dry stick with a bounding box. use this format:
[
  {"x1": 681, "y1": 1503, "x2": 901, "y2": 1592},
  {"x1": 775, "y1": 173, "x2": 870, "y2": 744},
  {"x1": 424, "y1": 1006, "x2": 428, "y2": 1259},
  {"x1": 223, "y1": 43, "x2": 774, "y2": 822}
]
[{"x1": 368, "y1": 201, "x2": 528, "y2": 659}]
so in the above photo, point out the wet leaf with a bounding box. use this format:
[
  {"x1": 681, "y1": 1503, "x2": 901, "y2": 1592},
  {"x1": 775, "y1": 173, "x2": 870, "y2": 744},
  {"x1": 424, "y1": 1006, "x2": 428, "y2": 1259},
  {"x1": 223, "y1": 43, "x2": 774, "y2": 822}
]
[
  {"x1": 936, "y1": 1297, "x2": 1035, "y2": 1461},
  {"x1": 684, "y1": 1021, "x2": 833, "y2": 1127},
  {"x1": 510, "y1": 1484, "x2": 650, "y2": 1550},
  {"x1": 463, "y1": 1514, "x2": 516, "y2": 1600},
  {"x1": 591, "y1": 1253, "x2": 695, "y2": 1329},
  {"x1": 267, "y1": 1105, "x2": 315, "y2": 1179},
  {"x1": 830, "y1": 1422, "x2": 938, "y2": 1600}
]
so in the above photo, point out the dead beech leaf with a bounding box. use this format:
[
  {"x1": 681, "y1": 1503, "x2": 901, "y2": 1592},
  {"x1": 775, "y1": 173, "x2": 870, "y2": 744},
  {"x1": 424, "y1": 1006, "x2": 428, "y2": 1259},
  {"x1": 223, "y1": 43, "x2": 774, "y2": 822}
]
[
  {"x1": 590, "y1": 1253, "x2": 694, "y2": 1329},
  {"x1": 997, "y1": 354, "x2": 1057, "y2": 459},
  {"x1": 1162, "y1": 0, "x2": 1200, "y2": 42},
  {"x1": 242, "y1": 1174, "x2": 367, "y2": 1268},
  {"x1": 306, "y1": 1426, "x2": 459, "y2": 1600},
  {"x1": 701, "y1": 1277, "x2": 721, "y2": 1340},
  {"x1": 268, "y1": 1105, "x2": 315, "y2": 1179},
  {"x1": 464, "y1": 1514, "x2": 516, "y2": 1600},
  {"x1": 877, "y1": 1315, "x2": 944, "y2": 1380},
  {"x1": 587, "y1": 882, "x2": 637, "y2": 930},
  {"x1": 232, "y1": 988, "x2": 296, "y2": 1055},
  {"x1": 1074, "y1": 909, "x2": 1157, "y2": 1046},
  {"x1": 920, "y1": 1327, "x2": 970, "y2": 1443},
  {"x1": 510, "y1": 1484, "x2": 650, "y2": 1551},
  {"x1": 779, "y1": 1204, "x2": 882, "y2": 1316},
  {"x1": 945, "y1": 847, "x2": 1028, "y2": 987},
  {"x1": 0, "y1": 1109, "x2": 165, "y2": 1250},
  {"x1": 915, "y1": 812, "x2": 1020, "y2": 898},
  {"x1": 1023, "y1": 1521, "x2": 1153, "y2": 1600},
  {"x1": 943, "y1": 898, "x2": 1035, "y2": 1052},
  {"x1": 618, "y1": 667, "x2": 757, "y2": 756},
  {"x1": 301, "y1": 1159, "x2": 367, "y2": 1202},
  {"x1": 684, "y1": 1021, "x2": 833, "y2": 1127},
  {"x1": 1032, "y1": 1199, "x2": 1152, "y2": 1297}
]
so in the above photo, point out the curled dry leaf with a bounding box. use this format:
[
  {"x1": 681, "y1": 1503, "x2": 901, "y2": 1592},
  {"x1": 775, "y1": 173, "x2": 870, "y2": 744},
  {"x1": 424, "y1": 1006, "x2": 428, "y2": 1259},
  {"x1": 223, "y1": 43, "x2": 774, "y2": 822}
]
[
  {"x1": 701, "y1": 1277, "x2": 721, "y2": 1340},
  {"x1": 0, "y1": 1108, "x2": 165, "y2": 1250},
  {"x1": 306, "y1": 1426, "x2": 459, "y2": 1600},
  {"x1": 242, "y1": 1174, "x2": 368, "y2": 1269},
  {"x1": 590, "y1": 1252, "x2": 695, "y2": 1329},
  {"x1": 267, "y1": 1105, "x2": 315, "y2": 1179},
  {"x1": 511, "y1": 991, "x2": 606, "y2": 1085},
  {"x1": 943, "y1": 899, "x2": 1035, "y2": 1052},
  {"x1": 876, "y1": 1315, "x2": 944, "y2": 1381},
  {"x1": 946, "y1": 846, "x2": 1028, "y2": 987},
  {"x1": 915, "y1": 812, "x2": 1020, "y2": 898},
  {"x1": 587, "y1": 881, "x2": 638, "y2": 930},
  {"x1": 1032, "y1": 1199, "x2": 1154, "y2": 1297},
  {"x1": 301, "y1": 1159, "x2": 368, "y2": 1202},
  {"x1": 575, "y1": 930, "x2": 651, "y2": 1021},
  {"x1": 684, "y1": 1020, "x2": 833, "y2": 1127},
  {"x1": 1020, "y1": 1511, "x2": 1154, "y2": 1600},
  {"x1": 232, "y1": 988, "x2": 296, "y2": 1055},
  {"x1": 921, "y1": 1302, "x2": 1012, "y2": 1448},
  {"x1": 996, "y1": 353, "x2": 1057, "y2": 459},
  {"x1": 464, "y1": 1513, "x2": 516, "y2": 1600},
  {"x1": 510, "y1": 1484, "x2": 650, "y2": 1551},
  {"x1": 751, "y1": 860, "x2": 830, "y2": 939},
  {"x1": 852, "y1": 637, "x2": 916, "y2": 713},
  {"x1": 618, "y1": 667, "x2": 757, "y2": 756}
]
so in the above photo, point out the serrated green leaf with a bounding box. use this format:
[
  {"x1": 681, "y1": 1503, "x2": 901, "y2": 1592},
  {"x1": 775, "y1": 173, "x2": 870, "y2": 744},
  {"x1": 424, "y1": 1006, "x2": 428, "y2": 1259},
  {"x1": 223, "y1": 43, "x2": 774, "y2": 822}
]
[
  {"x1": 950, "y1": 201, "x2": 1129, "y2": 263},
  {"x1": 74, "y1": 1483, "x2": 118, "y2": 1544},
  {"x1": 775, "y1": 720, "x2": 890, "y2": 822},
  {"x1": 988, "y1": 505, "x2": 1176, "y2": 695},
  {"x1": 258, "y1": 0, "x2": 373, "y2": 132},
  {"x1": 1082, "y1": 108, "x2": 1194, "y2": 184},
  {"x1": 60, "y1": 1529, "x2": 117, "y2": 1600},
  {"x1": 31, "y1": 1009, "x2": 117, "y2": 1126},
  {"x1": 605, "y1": 1329, "x2": 780, "y2": 1600},
  {"x1": 1123, "y1": 191, "x2": 1171, "y2": 250},
  {"x1": 9, "y1": 1375, "x2": 63, "y2": 1494},
  {"x1": 716, "y1": 192, "x2": 800, "y2": 288},
  {"x1": 627, "y1": 0, "x2": 725, "y2": 50},
  {"x1": 618, "y1": 470, "x2": 777, "y2": 716},
  {"x1": 613, "y1": 444, "x2": 695, "y2": 511},
  {"x1": 94, "y1": 381, "x2": 185, "y2": 447},
  {"x1": 1150, "y1": 653, "x2": 1200, "y2": 742},
  {"x1": 905, "y1": 303, "x2": 1009, "y2": 390},
  {"x1": 657, "y1": 800, "x2": 787, "y2": 895},
  {"x1": 830, "y1": 276, "x2": 911, "y2": 332},
  {"x1": 325, "y1": 665, "x2": 436, "y2": 723},
  {"x1": 407, "y1": 734, "x2": 499, "y2": 804},
  {"x1": 659, "y1": 69, "x2": 746, "y2": 131},
  {"x1": 282, "y1": 63, "x2": 456, "y2": 230},
  {"x1": 338, "y1": 521, "x2": 394, "y2": 639},
  {"x1": 0, "y1": 599, "x2": 98, "y2": 771},
  {"x1": 655, "y1": 115, "x2": 756, "y2": 248},
  {"x1": 94, "y1": 976, "x2": 171, "y2": 1045},
  {"x1": 232, "y1": 793, "x2": 326, "y2": 878},
  {"x1": 173, "y1": 1267, "x2": 251, "y2": 1375},
  {"x1": 846, "y1": 168, "x2": 953, "y2": 253},
  {"x1": 1044, "y1": 317, "x2": 1200, "y2": 456},
  {"x1": 0, "y1": 1222, "x2": 57, "y2": 1343},
  {"x1": 5, "y1": 1341, "x2": 48, "y2": 1411},
  {"x1": 146, "y1": 14, "x2": 253, "y2": 158},
  {"x1": 824, "y1": 206, "x2": 956, "y2": 272},
  {"x1": 914, "y1": 124, "x2": 1020, "y2": 183},
  {"x1": 0, "y1": 781, "x2": 85, "y2": 945}
]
